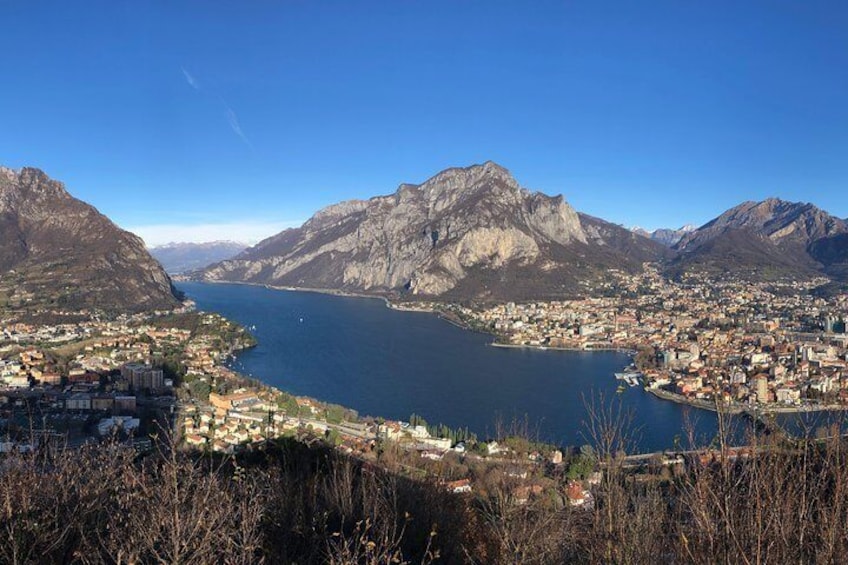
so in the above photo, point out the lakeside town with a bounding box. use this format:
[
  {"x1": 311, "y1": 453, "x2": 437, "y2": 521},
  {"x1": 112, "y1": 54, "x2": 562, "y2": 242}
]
[
  {"x1": 0, "y1": 303, "x2": 366, "y2": 456},
  {"x1": 2, "y1": 267, "x2": 847, "y2": 508},
  {"x1": 449, "y1": 266, "x2": 848, "y2": 415},
  {"x1": 1, "y1": 298, "x2": 600, "y2": 507}
]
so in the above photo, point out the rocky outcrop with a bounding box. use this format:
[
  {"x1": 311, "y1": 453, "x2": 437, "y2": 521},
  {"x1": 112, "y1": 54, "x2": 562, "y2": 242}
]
[
  {"x1": 202, "y1": 162, "x2": 667, "y2": 300},
  {"x1": 0, "y1": 166, "x2": 180, "y2": 313}
]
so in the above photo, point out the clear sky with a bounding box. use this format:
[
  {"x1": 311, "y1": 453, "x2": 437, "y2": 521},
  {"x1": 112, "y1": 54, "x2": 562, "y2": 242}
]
[{"x1": 2, "y1": 1, "x2": 847, "y2": 245}]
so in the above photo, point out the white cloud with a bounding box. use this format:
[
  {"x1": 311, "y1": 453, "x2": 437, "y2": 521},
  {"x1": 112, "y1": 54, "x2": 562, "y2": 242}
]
[
  {"x1": 225, "y1": 106, "x2": 252, "y2": 147},
  {"x1": 125, "y1": 220, "x2": 300, "y2": 247},
  {"x1": 181, "y1": 66, "x2": 252, "y2": 146},
  {"x1": 181, "y1": 67, "x2": 201, "y2": 90}
]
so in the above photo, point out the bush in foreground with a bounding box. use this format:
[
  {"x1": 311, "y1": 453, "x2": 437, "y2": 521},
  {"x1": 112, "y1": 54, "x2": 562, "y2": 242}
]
[{"x1": 4, "y1": 414, "x2": 848, "y2": 563}]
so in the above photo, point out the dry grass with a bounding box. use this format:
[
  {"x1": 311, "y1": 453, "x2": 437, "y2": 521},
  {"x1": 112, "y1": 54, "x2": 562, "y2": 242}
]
[{"x1": 3, "y1": 404, "x2": 848, "y2": 563}]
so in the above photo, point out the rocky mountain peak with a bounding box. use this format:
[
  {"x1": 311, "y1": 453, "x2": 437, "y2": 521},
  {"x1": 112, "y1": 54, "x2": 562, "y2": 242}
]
[
  {"x1": 746, "y1": 198, "x2": 813, "y2": 219},
  {"x1": 426, "y1": 160, "x2": 513, "y2": 184},
  {"x1": 669, "y1": 196, "x2": 848, "y2": 282},
  {"x1": 677, "y1": 197, "x2": 846, "y2": 252},
  {"x1": 0, "y1": 165, "x2": 180, "y2": 314},
  {"x1": 201, "y1": 162, "x2": 669, "y2": 300},
  {"x1": 418, "y1": 161, "x2": 519, "y2": 197},
  {"x1": 0, "y1": 166, "x2": 17, "y2": 182},
  {"x1": 629, "y1": 224, "x2": 696, "y2": 247},
  {"x1": 728, "y1": 197, "x2": 816, "y2": 220},
  {"x1": 308, "y1": 199, "x2": 369, "y2": 230},
  {"x1": 19, "y1": 166, "x2": 52, "y2": 183},
  {"x1": 1, "y1": 166, "x2": 69, "y2": 205}
]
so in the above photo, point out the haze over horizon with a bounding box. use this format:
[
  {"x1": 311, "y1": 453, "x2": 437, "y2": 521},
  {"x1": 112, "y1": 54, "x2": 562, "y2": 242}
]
[{"x1": 2, "y1": 1, "x2": 847, "y2": 244}]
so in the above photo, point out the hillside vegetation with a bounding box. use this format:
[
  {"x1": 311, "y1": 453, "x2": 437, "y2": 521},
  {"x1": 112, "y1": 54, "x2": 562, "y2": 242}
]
[{"x1": 4, "y1": 408, "x2": 848, "y2": 564}]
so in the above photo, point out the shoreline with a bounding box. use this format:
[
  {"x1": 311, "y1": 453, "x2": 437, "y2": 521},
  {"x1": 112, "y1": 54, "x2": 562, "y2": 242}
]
[
  {"x1": 490, "y1": 342, "x2": 637, "y2": 355},
  {"x1": 184, "y1": 280, "x2": 848, "y2": 424},
  {"x1": 646, "y1": 388, "x2": 737, "y2": 413},
  {"x1": 189, "y1": 278, "x2": 437, "y2": 313},
  {"x1": 196, "y1": 279, "x2": 393, "y2": 303},
  {"x1": 646, "y1": 387, "x2": 848, "y2": 415},
  {"x1": 190, "y1": 278, "x2": 480, "y2": 330}
]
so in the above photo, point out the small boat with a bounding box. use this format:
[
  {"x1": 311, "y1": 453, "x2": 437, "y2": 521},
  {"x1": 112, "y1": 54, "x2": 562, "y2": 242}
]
[{"x1": 616, "y1": 384, "x2": 627, "y2": 394}]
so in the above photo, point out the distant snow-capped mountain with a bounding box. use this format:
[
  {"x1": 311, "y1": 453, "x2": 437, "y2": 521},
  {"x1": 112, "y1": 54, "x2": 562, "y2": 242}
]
[
  {"x1": 631, "y1": 225, "x2": 696, "y2": 247},
  {"x1": 150, "y1": 241, "x2": 247, "y2": 274}
]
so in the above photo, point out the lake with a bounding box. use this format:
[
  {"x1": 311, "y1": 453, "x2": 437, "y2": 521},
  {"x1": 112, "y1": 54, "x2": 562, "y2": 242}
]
[{"x1": 177, "y1": 282, "x2": 843, "y2": 453}]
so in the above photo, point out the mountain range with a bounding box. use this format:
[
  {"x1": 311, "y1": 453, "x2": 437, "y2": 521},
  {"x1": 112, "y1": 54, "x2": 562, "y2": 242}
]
[
  {"x1": 150, "y1": 241, "x2": 247, "y2": 274},
  {"x1": 200, "y1": 162, "x2": 848, "y2": 300},
  {"x1": 2, "y1": 163, "x2": 845, "y2": 312},
  {"x1": 670, "y1": 198, "x2": 848, "y2": 281},
  {"x1": 201, "y1": 162, "x2": 676, "y2": 300},
  {"x1": 632, "y1": 225, "x2": 696, "y2": 247},
  {"x1": 0, "y1": 167, "x2": 179, "y2": 315}
]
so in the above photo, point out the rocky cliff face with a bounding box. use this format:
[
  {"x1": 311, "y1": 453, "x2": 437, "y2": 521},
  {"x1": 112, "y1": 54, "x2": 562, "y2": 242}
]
[
  {"x1": 0, "y1": 166, "x2": 180, "y2": 313},
  {"x1": 202, "y1": 162, "x2": 667, "y2": 300},
  {"x1": 670, "y1": 198, "x2": 848, "y2": 280}
]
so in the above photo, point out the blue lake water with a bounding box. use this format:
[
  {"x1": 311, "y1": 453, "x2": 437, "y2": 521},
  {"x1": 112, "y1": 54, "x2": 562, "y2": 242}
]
[{"x1": 177, "y1": 282, "x2": 844, "y2": 453}]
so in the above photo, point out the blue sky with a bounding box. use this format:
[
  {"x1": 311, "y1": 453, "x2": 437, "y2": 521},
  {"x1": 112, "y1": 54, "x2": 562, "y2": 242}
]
[{"x1": 2, "y1": 1, "x2": 847, "y2": 244}]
